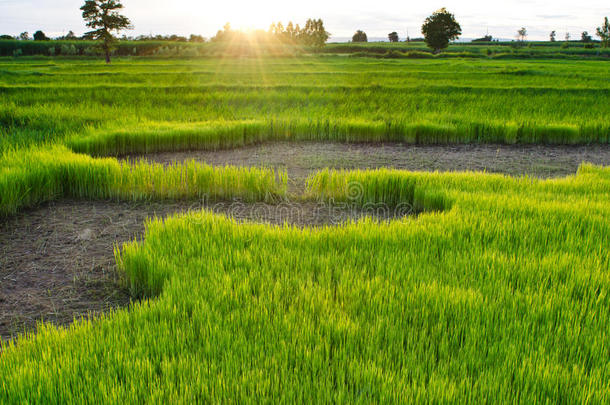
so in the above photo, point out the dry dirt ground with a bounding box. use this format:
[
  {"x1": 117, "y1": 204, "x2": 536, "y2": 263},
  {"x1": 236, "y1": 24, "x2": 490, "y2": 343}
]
[
  {"x1": 2, "y1": 142, "x2": 609, "y2": 342},
  {"x1": 130, "y1": 142, "x2": 610, "y2": 192}
]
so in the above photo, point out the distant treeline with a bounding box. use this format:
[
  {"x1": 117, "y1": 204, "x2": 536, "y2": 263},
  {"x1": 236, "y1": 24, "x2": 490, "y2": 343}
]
[
  {"x1": 327, "y1": 42, "x2": 610, "y2": 58},
  {"x1": 1, "y1": 39, "x2": 609, "y2": 59},
  {"x1": 0, "y1": 18, "x2": 330, "y2": 48},
  {"x1": 0, "y1": 40, "x2": 175, "y2": 57},
  {"x1": 0, "y1": 31, "x2": 207, "y2": 43},
  {"x1": 0, "y1": 40, "x2": 310, "y2": 58},
  {"x1": 211, "y1": 20, "x2": 330, "y2": 47}
]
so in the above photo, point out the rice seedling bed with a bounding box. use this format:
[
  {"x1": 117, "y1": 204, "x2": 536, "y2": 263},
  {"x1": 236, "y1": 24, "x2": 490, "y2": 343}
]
[
  {"x1": 4, "y1": 139, "x2": 607, "y2": 346},
  {"x1": 3, "y1": 57, "x2": 610, "y2": 153},
  {"x1": 0, "y1": 186, "x2": 408, "y2": 341},
  {"x1": 129, "y1": 141, "x2": 610, "y2": 193}
]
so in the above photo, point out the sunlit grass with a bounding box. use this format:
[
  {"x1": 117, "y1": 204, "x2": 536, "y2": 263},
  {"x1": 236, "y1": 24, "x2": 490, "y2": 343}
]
[
  {"x1": 1, "y1": 57, "x2": 609, "y2": 153},
  {"x1": 2, "y1": 164, "x2": 609, "y2": 402},
  {"x1": 0, "y1": 145, "x2": 286, "y2": 216},
  {"x1": 0, "y1": 57, "x2": 609, "y2": 403}
]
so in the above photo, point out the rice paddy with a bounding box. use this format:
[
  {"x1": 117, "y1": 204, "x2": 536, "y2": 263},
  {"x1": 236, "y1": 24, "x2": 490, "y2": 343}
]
[
  {"x1": 0, "y1": 56, "x2": 609, "y2": 402},
  {"x1": 2, "y1": 57, "x2": 609, "y2": 154}
]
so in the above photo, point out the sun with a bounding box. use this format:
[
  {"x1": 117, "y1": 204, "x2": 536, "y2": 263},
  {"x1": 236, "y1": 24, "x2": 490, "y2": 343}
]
[
  {"x1": 220, "y1": 9, "x2": 277, "y2": 32},
  {"x1": 206, "y1": 0, "x2": 306, "y2": 32}
]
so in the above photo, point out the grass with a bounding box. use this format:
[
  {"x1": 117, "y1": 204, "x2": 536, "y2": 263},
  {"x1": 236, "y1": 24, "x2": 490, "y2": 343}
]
[
  {"x1": 0, "y1": 56, "x2": 609, "y2": 402},
  {"x1": 0, "y1": 145, "x2": 287, "y2": 216},
  {"x1": 2, "y1": 164, "x2": 609, "y2": 402},
  {"x1": 1, "y1": 57, "x2": 610, "y2": 153},
  {"x1": 306, "y1": 168, "x2": 453, "y2": 212}
]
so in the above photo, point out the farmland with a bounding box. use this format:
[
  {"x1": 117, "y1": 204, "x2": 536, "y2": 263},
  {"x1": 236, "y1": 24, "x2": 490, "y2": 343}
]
[
  {"x1": 2, "y1": 56, "x2": 610, "y2": 153},
  {"x1": 0, "y1": 56, "x2": 609, "y2": 402}
]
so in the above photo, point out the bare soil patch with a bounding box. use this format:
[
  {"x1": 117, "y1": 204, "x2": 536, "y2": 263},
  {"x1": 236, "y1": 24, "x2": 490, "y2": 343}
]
[
  {"x1": 0, "y1": 200, "x2": 190, "y2": 341},
  {"x1": 129, "y1": 142, "x2": 610, "y2": 192}
]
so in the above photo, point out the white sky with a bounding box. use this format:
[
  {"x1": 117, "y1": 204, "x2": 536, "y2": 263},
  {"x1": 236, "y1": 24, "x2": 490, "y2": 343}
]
[{"x1": 1, "y1": 0, "x2": 608, "y2": 40}]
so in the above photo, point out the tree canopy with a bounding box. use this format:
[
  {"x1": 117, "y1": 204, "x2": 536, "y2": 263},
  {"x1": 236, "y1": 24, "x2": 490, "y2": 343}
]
[
  {"x1": 352, "y1": 30, "x2": 367, "y2": 43},
  {"x1": 421, "y1": 8, "x2": 461, "y2": 53},
  {"x1": 33, "y1": 31, "x2": 50, "y2": 41},
  {"x1": 81, "y1": 0, "x2": 132, "y2": 63},
  {"x1": 597, "y1": 17, "x2": 610, "y2": 48},
  {"x1": 388, "y1": 32, "x2": 399, "y2": 42},
  {"x1": 301, "y1": 19, "x2": 330, "y2": 47},
  {"x1": 472, "y1": 35, "x2": 493, "y2": 42},
  {"x1": 213, "y1": 19, "x2": 329, "y2": 48}
]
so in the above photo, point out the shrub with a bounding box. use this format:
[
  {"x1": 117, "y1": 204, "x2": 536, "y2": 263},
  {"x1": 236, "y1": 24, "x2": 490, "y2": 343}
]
[
  {"x1": 60, "y1": 44, "x2": 78, "y2": 56},
  {"x1": 385, "y1": 50, "x2": 404, "y2": 59},
  {"x1": 405, "y1": 50, "x2": 434, "y2": 59},
  {"x1": 178, "y1": 46, "x2": 199, "y2": 57}
]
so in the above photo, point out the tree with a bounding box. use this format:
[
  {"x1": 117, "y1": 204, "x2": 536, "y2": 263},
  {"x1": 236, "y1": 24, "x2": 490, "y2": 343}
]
[
  {"x1": 168, "y1": 35, "x2": 187, "y2": 42},
  {"x1": 421, "y1": 8, "x2": 461, "y2": 53},
  {"x1": 285, "y1": 22, "x2": 297, "y2": 42},
  {"x1": 352, "y1": 30, "x2": 368, "y2": 42},
  {"x1": 597, "y1": 17, "x2": 610, "y2": 48},
  {"x1": 189, "y1": 34, "x2": 205, "y2": 43},
  {"x1": 388, "y1": 32, "x2": 399, "y2": 42},
  {"x1": 0, "y1": 35, "x2": 14, "y2": 40},
  {"x1": 581, "y1": 31, "x2": 592, "y2": 43},
  {"x1": 33, "y1": 31, "x2": 50, "y2": 41},
  {"x1": 301, "y1": 19, "x2": 330, "y2": 47},
  {"x1": 212, "y1": 23, "x2": 236, "y2": 42},
  {"x1": 517, "y1": 27, "x2": 527, "y2": 42},
  {"x1": 550, "y1": 31, "x2": 556, "y2": 42},
  {"x1": 81, "y1": 0, "x2": 132, "y2": 63},
  {"x1": 565, "y1": 32, "x2": 570, "y2": 41},
  {"x1": 472, "y1": 35, "x2": 493, "y2": 42},
  {"x1": 19, "y1": 32, "x2": 31, "y2": 41},
  {"x1": 65, "y1": 30, "x2": 78, "y2": 40}
]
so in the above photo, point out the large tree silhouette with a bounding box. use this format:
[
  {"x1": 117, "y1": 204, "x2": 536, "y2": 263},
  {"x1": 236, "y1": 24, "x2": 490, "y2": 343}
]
[
  {"x1": 421, "y1": 8, "x2": 461, "y2": 53},
  {"x1": 81, "y1": 0, "x2": 132, "y2": 63}
]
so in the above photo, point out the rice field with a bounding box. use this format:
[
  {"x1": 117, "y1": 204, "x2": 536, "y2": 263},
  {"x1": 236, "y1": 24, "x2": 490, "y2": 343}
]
[
  {"x1": 0, "y1": 56, "x2": 609, "y2": 402},
  {"x1": 1, "y1": 57, "x2": 609, "y2": 153}
]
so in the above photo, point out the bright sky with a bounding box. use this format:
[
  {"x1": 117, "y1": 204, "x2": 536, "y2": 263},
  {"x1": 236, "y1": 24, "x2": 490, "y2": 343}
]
[{"x1": 1, "y1": 0, "x2": 608, "y2": 41}]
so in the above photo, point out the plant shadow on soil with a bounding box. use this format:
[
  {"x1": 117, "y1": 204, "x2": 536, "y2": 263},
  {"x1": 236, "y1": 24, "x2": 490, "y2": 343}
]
[{"x1": 1, "y1": 141, "x2": 609, "y2": 342}]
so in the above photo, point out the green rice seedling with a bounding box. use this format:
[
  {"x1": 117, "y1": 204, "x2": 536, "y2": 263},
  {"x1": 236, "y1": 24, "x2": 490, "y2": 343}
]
[
  {"x1": 306, "y1": 168, "x2": 453, "y2": 213},
  {"x1": 0, "y1": 145, "x2": 286, "y2": 216},
  {"x1": 2, "y1": 57, "x2": 609, "y2": 156},
  {"x1": 1, "y1": 164, "x2": 609, "y2": 402}
]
